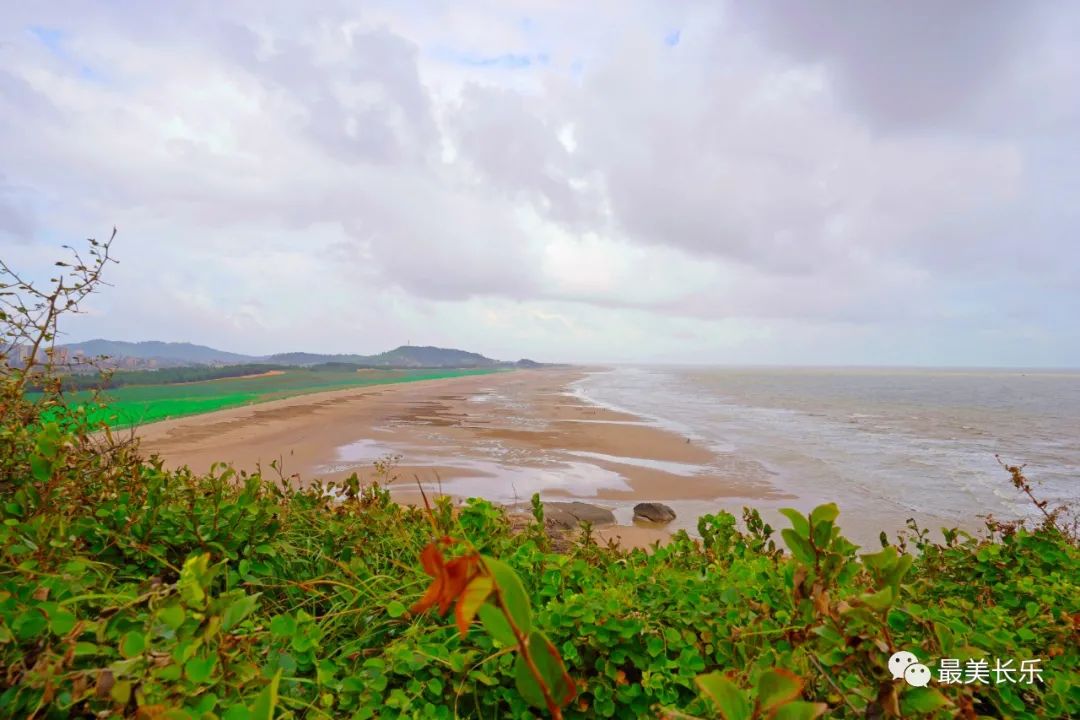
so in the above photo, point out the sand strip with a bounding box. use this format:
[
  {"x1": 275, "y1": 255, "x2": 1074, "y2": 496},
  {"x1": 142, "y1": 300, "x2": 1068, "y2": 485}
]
[{"x1": 137, "y1": 368, "x2": 784, "y2": 548}]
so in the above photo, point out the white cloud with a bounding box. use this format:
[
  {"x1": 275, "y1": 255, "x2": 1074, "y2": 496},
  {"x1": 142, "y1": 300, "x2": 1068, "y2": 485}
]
[{"x1": 0, "y1": 0, "x2": 1077, "y2": 365}]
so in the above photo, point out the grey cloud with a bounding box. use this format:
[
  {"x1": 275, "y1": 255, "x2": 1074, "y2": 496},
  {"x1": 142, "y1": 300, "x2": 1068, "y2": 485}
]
[
  {"x1": 0, "y1": 68, "x2": 59, "y2": 127},
  {"x1": 338, "y1": 170, "x2": 543, "y2": 301},
  {"x1": 729, "y1": 1, "x2": 1044, "y2": 131},
  {"x1": 0, "y1": 176, "x2": 35, "y2": 241},
  {"x1": 448, "y1": 83, "x2": 599, "y2": 228},
  {"x1": 216, "y1": 23, "x2": 438, "y2": 165},
  {"x1": 0, "y1": 5, "x2": 542, "y2": 302},
  {"x1": 567, "y1": 38, "x2": 1021, "y2": 279}
]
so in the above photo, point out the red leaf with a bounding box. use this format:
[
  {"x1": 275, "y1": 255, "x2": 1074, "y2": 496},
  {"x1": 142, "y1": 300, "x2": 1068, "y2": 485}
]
[
  {"x1": 419, "y1": 542, "x2": 445, "y2": 576},
  {"x1": 440, "y1": 555, "x2": 479, "y2": 615},
  {"x1": 411, "y1": 542, "x2": 447, "y2": 615},
  {"x1": 411, "y1": 542, "x2": 482, "y2": 619}
]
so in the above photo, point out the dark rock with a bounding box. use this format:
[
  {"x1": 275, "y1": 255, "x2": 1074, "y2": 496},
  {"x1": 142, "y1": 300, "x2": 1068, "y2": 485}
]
[
  {"x1": 542, "y1": 501, "x2": 616, "y2": 529},
  {"x1": 633, "y1": 502, "x2": 677, "y2": 523}
]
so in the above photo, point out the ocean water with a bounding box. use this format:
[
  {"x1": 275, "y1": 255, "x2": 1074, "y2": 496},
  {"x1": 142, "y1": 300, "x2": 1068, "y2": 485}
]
[{"x1": 574, "y1": 366, "x2": 1080, "y2": 536}]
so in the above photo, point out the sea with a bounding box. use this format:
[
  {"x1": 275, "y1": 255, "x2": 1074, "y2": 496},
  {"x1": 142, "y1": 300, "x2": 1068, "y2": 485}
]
[{"x1": 573, "y1": 366, "x2": 1080, "y2": 542}]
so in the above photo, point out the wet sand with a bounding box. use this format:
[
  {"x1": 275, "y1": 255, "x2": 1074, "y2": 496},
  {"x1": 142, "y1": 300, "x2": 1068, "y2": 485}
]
[{"x1": 138, "y1": 369, "x2": 787, "y2": 548}]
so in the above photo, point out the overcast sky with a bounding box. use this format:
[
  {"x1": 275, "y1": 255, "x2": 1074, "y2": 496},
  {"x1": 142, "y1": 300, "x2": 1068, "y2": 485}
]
[{"x1": 2, "y1": 1, "x2": 1078, "y2": 365}]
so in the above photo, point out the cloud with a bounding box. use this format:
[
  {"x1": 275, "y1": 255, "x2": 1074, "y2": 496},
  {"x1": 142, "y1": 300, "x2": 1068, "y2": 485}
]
[
  {"x1": 0, "y1": 175, "x2": 36, "y2": 241},
  {"x1": 559, "y1": 23, "x2": 1026, "y2": 280},
  {"x1": 0, "y1": 0, "x2": 1077, "y2": 365},
  {"x1": 447, "y1": 82, "x2": 598, "y2": 228},
  {"x1": 729, "y1": 1, "x2": 1043, "y2": 131},
  {"x1": 214, "y1": 22, "x2": 438, "y2": 165}
]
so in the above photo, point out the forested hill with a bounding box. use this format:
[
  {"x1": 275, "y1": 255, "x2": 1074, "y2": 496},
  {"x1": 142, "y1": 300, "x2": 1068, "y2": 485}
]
[
  {"x1": 55, "y1": 340, "x2": 548, "y2": 370},
  {"x1": 57, "y1": 340, "x2": 255, "y2": 365},
  {"x1": 261, "y1": 346, "x2": 501, "y2": 367},
  {"x1": 262, "y1": 346, "x2": 496, "y2": 367},
  {"x1": 364, "y1": 345, "x2": 497, "y2": 368}
]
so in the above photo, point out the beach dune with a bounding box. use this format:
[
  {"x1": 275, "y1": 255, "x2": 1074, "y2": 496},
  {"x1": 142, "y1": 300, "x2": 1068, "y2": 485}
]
[{"x1": 136, "y1": 369, "x2": 782, "y2": 547}]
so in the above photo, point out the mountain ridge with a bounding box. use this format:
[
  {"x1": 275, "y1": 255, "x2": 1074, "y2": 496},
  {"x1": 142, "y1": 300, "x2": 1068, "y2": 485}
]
[{"x1": 54, "y1": 339, "x2": 547, "y2": 369}]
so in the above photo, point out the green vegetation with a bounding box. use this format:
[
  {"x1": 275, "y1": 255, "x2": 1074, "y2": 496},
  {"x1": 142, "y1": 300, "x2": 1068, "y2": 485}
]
[
  {"x1": 38, "y1": 364, "x2": 293, "y2": 392},
  {"x1": 1, "y1": 412, "x2": 1077, "y2": 719},
  {"x1": 1, "y1": 238, "x2": 1077, "y2": 718},
  {"x1": 44, "y1": 367, "x2": 499, "y2": 428}
]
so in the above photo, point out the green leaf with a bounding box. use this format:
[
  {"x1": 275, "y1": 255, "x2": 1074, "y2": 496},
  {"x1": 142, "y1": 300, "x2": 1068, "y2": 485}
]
[
  {"x1": 455, "y1": 575, "x2": 493, "y2": 636},
  {"x1": 811, "y1": 520, "x2": 833, "y2": 550},
  {"x1": 159, "y1": 604, "x2": 185, "y2": 631},
  {"x1": 886, "y1": 554, "x2": 913, "y2": 590},
  {"x1": 270, "y1": 652, "x2": 294, "y2": 674},
  {"x1": 471, "y1": 671, "x2": 499, "y2": 686},
  {"x1": 861, "y1": 587, "x2": 894, "y2": 611},
  {"x1": 860, "y1": 547, "x2": 898, "y2": 572},
  {"x1": 996, "y1": 685, "x2": 1026, "y2": 713},
  {"x1": 756, "y1": 669, "x2": 803, "y2": 713},
  {"x1": 35, "y1": 423, "x2": 61, "y2": 459},
  {"x1": 477, "y1": 604, "x2": 515, "y2": 647},
  {"x1": 478, "y1": 556, "x2": 531, "y2": 646},
  {"x1": 48, "y1": 609, "x2": 76, "y2": 636},
  {"x1": 781, "y1": 529, "x2": 815, "y2": 565},
  {"x1": 13, "y1": 609, "x2": 47, "y2": 640},
  {"x1": 74, "y1": 641, "x2": 98, "y2": 656},
  {"x1": 771, "y1": 701, "x2": 828, "y2": 720},
  {"x1": 119, "y1": 631, "x2": 146, "y2": 658},
  {"x1": 30, "y1": 455, "x2": 51, "y2": 482},
  {"x1": 222, "y1": 593, "x2": 260, "y2": 631},
  {"x1": 110, "y1": 680, "x2": 132, "y2": 705},
  {"x1": 696, "y1": 672, "x2": 750, "y2": 720},
  {"x1": 251, "y1": 669, "x2": 282, "y2": 720},
  {"x1": 514, "y1": 630, "x2": 575, "y2": 710},
  {"x1": 901, "y1": 686, "x2": 951, "y2": 714},
  {"x1": 809, "y1": 503, "x2": 839, "y2": 527},
  {"x1": 385, "y1": 601, "x2": 406, "y2": 619},
  {"x1": 646, "y1": 635, "x2": 665, "y2": 657},
  {"x1": 185, "y1": 655, "x2": 217, "y2": 684},
  {"x1": 179, "y1": 553, "x2": 213, "y2": 610},
  {"x1": 223, "y1": 706, "x2": 253, "y2": 720},
  {"x1": 154, "y1": 664, "x2": 182, "y2": 682},
  {"x1": 778, "y1": 509, "x2": 810, "y2": 539},
  {"x1": 269, "y1": 614, "x2": 296, "y2": 638}
]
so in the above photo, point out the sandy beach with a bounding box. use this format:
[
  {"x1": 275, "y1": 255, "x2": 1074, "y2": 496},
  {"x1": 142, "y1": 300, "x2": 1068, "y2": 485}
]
[{"x1": 137, "y1": 368, "x2": 787, "y2": 548}]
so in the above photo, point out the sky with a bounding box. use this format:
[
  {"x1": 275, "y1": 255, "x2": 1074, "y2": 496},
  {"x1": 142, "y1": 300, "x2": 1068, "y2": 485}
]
[{"x1": 1, "y1": 1, "x2": 1078, "y2": 366}]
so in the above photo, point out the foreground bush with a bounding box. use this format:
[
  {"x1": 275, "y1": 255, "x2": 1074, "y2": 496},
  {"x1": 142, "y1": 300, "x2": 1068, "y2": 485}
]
[
  {"x1": 1, "y1": 410, "x2": 1077, "y2": 719},
  {"x1": 1, "y1": 238, "x2": 1077, "y2": 718}
]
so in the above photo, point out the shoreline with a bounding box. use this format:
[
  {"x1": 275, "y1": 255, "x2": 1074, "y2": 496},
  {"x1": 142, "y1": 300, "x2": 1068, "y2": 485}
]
[{"x1": 137, "y1": 367, "x2": 785, "y2": 549}]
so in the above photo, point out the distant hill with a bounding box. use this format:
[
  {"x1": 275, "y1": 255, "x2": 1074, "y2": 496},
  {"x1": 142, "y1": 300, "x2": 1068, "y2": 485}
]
[
  {"x1": 57, "y1": 340, "x2": 257, "y2": 365},
  {"x1": 367, "y1": 346, "x2": 497, "y2": 368},
  {"x1": 54, "y1": 340, "x2": 553, "y2": 370},
  {"x1": 267, "y1": 346, "x2": 498, "y2": 368}
]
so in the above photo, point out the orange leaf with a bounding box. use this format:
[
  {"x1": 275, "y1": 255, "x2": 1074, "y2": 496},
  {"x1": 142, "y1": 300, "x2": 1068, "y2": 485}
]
[
  {"x1": 440, "y1": 555, "x2": 479, "y2": 615},
  {"x1": 455, "y1": 575, "x2": 494, "y2": 636},
  {"x1": 411, "y1": 542, "x2": 483, "y2": 618},
  {"x1": 410, "y1": 573, "x2": 445, "y2": 615},
  {"x1": 411, "y1": 542, "x2": 447, "y2": 615},
  {"x1": 419, "y1": 542, "x2": 445, "y2": 577}
]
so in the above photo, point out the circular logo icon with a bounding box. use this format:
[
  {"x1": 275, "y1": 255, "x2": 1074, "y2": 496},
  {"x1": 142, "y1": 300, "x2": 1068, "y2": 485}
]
[
  {"x1": 904, "y1": 663, "x2": 932, "y2": 687},
  {"x1": 888, "y1": 650, "x2": 919, "y2": 680}
]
